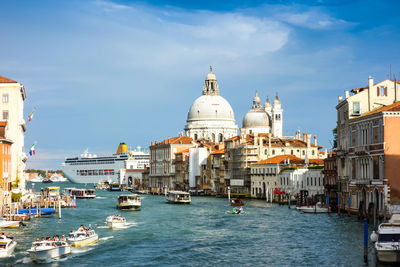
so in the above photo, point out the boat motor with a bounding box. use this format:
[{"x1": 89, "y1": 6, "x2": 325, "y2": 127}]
[{"x1": 370, "y1": 230, "x2": 377, "y2": 243}]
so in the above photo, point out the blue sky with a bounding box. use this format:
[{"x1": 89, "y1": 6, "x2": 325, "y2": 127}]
[{"x1": 1, "y1": 0, "x2": 400, "y2": 169}]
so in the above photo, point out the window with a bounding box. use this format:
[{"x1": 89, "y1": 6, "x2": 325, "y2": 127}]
[
  {"x1": 291, "y1": 150, "x2": 293, "y2": 155},
  {"x1": 2, "y1": 94, "x2": 8, "y2": 103},
  {"x1": 272, "y1": 149, "x2": 275, "y2": 155},
  {"x1": 353, "y1": 102, "x2": 360, "y2": 115},
  {"x1": 377, "y1": 86, "x2": 387, "y2": 96},
  {"x1": 2, "y1": 111, "x2": 8, "y2": 120},
  {"x1": 203, "y1": 175, "x2": 207, "y2": 184}
]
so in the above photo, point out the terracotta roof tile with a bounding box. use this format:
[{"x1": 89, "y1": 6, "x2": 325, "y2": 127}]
[
  {"x1": 211, "y1": 148, "x2": 225, "y2": 155},
  {"x1": 0, "y1": 75, "x2": 17, "y2": 83},
  {"x1": 357, "y1": 101, "x2": 400, "y2": 118}
]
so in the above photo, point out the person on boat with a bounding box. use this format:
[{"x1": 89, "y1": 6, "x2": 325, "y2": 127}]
[
  {"x1": 61, "y1": 235, "x2": 66, "y2": 242},
  {"x1": 78, "y1": 225, "x2": 85, "y2": 232},
  {"x1": 35, "y1": 238, "x2": 40, "y2": 242},
  {"x1": 0, "y1": 233, "x2": 7, "y2": 239},
  {"x1": 88, "y1": 224, "x2": 92, "y2": 230}
]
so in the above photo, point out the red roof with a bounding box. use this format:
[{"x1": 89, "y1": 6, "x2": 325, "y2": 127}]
[
  {"x1": 211, "y1": 148, "x2": 225, "y2": 155},
  {"x1": 0, "y1": 75, "x2": 17, "y2": 83},
  {"x1": 358, "y1": 101, "x2": 400, "y2": 118}
]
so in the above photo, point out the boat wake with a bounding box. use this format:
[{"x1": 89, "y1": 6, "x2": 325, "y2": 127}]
[
  {"x1": 96, "y1": 196, "x2": 107, "y2": 199},
  {"x1": 16, "y1": 255, "x2": 70, "y2": 264},
  {"x1": 71, "y1": 246, "x2": 96, "y2": 254},
  {"x1": 99, "y1": 236, "x2": 114, "y2": 241},
  {"x1": 96, "y1": 225, "x2": 109, "y2": 229}
]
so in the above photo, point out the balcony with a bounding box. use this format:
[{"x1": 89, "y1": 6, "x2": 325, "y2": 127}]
[{"x1": 350, "y1": 179, "x2": 370, "y2": 185}]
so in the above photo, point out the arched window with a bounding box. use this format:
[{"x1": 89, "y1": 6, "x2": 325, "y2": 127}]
[
  {"x1": 219, "y1": 133, "x2": 223, "y2": 143},
  {"x1": 211, "y1": 133, "x2": 215, "y2": 142},
  {"x1": 194, "y1": 134, "x2": 198, "y2": 140}
]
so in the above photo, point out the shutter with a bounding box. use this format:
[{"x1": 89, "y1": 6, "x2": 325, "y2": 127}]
[
  {"x1": 377, "y1": 87, "x2": 379, "y2": 96},
  {"x1": 384, "y1": 87, "x2": 387, "y2": 96}
]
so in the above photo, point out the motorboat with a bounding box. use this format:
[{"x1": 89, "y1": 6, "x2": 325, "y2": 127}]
[
  {"x1": 42, "y1": 178, "x2": 53, "y2": 183},
  {"x1": 3, "y1": 213, "x2": 30, "y2": 221},
  {"x1": 67, "y1": 229, "x2": 98, "y2": 247},
  {"x1": 166, "y1": 191, "x2": 191, "y2": 204},
  {"x1": 27, "y1": 240, "x2": 70, "y2": 262},
  {"x1": 0, "y1": 238, "x2": 17, "y2": 258},
  {"x1": 17, "y1": 207, "x2": 55, "y2": 216},
  {"x1": 0, "y1": 219, "x2": 20, "y2": 228},
  {"x1": 230, "y1": 198, "x2": 244, "y2": 206},
  {"x1": 372, "y1": 214, "x2": 400, "y2": 263},
  {"x1": 106, "y1": 215, "x2": 126, "y2": 229},
  {"x1": 108, "y1": 184, "x2": 122, "y2": 191},
  {"x1": 45, "y1": 187, "x2": 60, "y2": 198},
  {"x1": 298, "y1": 202, "x2": 328, "y2": 213},
  {"x1": 64, "y1": 188, "x2": 96, "y2": 199},
  {"x1": 117, "y1": 194, "x2": 141, "y2": 210}
]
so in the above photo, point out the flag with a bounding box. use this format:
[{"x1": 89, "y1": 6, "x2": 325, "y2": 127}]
[
  {"x1": 27, "y1": 109, "x2": 35, "y2": 122},
  {"x1": 29, "y1": 144, "x2": 35, "y2": 156}
]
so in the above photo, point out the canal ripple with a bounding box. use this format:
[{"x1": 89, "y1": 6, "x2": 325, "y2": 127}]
[{"x1": 0, "y1": 182, "x2": 377, "y2": 266}]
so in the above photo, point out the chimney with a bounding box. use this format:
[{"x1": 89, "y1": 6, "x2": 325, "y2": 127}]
[
  {"x1": 307, "y1": 134, "x2": 311, "y2": 148},
  {"x1": 345, "y1": 90, "x2": 349, "y2": 99},
  {"x1": 303, "y1": 133, "x2": 307, "y2": 142},
  {"x1": 368, "y1": 76, "x2": 374, "y2": 111},
  {"x1": 314, "y1": 136, "x2": 317, "y2": 146},
  {"x1": 338, "y1": 95, "x2": 342, "y2": 103},
  {"x1": 179, "y1": 132, "x2": 182, "y2": 137}
]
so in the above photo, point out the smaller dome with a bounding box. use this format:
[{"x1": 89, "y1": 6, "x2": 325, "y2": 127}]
[{"x1": 243, "y1": 109, "x2": 270, "y2": 128}]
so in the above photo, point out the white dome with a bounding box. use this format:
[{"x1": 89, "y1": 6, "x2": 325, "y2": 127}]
[
  {"x1": 206, "y1": 72, "x2": 216, "y2": 80},
  {"x1": 243, "y1": 109, "x2": 270, "y2": 128},
  {"x1": 187, "y1": 95, "x2": 235, "y2": 122}
]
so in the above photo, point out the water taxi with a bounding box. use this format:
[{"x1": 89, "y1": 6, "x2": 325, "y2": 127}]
[
  {"x1": 0, "y1": 219, "x2": 20, "y2": 228},
  {"x1": 27, "y1": 240, "x2": 70, "y2": 262},
  {"x1": 45, "y1": 187, "x2": 60, "y2": 198},
  {"x1": 109, "y1": 183, "x2": 123, "y2": 191},
  {"x1": 106, "y1": 215, "x2": 126, "y2": 228},
  {"x1": 64, "y1": 188, "x2": 96, "y2": 199},
  {"x1": 166, "y1": 191, "x2": 191, "y2": 204},
  {"x1": 372, "y1": 214, "x2": 400, "y2": 263},
  {"x1": 297, "y1": 202, "x2": 328, "y2": 213},
  {"x1": 230, "y1": 198, "x2": 244, "y2": 206},
  {"x1": 67, "y1": 228, "x2": 98, "y2": 247},
  {"x1": 117, "y1": 194, "x2": 141, "y2": 210},
  {"x1": 0, "y1": 238, "x2": 17, "y2": 258}
]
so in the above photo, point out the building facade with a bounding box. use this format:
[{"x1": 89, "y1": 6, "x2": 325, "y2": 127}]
[
  {"x1": 0, "y1": 121, "x2": 12, "y2": 207},
  {"x1": 149, "y1": 135, "x2": 194, "y2": 192},
  {"x1": 323, "y1": 152, "x2": 338, "y2": 210},
  {"x1": 0, "y1": 75, "x2": 26, "y2": 194},
  {"x1": 336, "y1": 77, "x2": 400, "y2": 215}
]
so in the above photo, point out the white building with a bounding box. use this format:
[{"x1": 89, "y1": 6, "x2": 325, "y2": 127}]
[
  {"x1": 0, "y1": 75, "x2": 26, "y2": 193},
  {"x1": 279, "y1": 167, "x2": 324, "y2": 197},
  {"x1": 241, "y1": 92, "x2": 283, "y2": 137},
  {"x1": 184, "y1": 67, "x2": 238, "y2": 143}
]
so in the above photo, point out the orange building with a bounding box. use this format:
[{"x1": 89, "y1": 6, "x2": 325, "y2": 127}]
[
  {"x1": 0, "y1": 121, "x2": 13, "y2": 206},
  {"x1": 348, "y1": 101, "x2": 400, "y2": 221}
]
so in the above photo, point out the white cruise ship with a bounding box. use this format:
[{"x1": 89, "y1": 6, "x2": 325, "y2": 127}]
[{"x1": 62, "y1": 143, "x2": 149, "y2": 184}]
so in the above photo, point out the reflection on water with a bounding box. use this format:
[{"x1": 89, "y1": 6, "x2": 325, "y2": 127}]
[{"x1": 0, "y1": 182, "x2": 382, "y2": 266}]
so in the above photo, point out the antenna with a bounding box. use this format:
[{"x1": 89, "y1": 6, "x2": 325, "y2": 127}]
[{"x1": 390, "y1": 64, "x2": 392, "y2": 80}]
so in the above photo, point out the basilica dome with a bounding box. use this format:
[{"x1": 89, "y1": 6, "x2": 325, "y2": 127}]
[
  {"x1": 187, "y1": 95, "x2": 235, "y2": 122},
  {"x1": 184, "y1": 67, "x2": 238, "y2": 142}
]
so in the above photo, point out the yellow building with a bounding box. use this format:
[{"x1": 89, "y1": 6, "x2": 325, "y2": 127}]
[{"x1": 0, "y1": 75, "x2": 27, "y2": 196}]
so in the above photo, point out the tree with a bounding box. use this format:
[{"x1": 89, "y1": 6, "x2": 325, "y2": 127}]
[{"x1": 332, "y1": 127, "x2": 337, "y2": 149}]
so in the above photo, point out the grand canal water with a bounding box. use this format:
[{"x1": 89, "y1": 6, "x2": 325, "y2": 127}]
[{"x1": 1, "y1": 182, "x2": 378, "y2": 266}]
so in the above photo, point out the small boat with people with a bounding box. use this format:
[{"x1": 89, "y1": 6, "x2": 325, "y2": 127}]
[
  {"x1": 106, "y1": 214, "x2": 127, "y2": 229},
  {"x1": 117, "y1": 194, "x2": 141, "y2": 210},
  {"x1": 67, "y1": 225, "x2": 98, "y2": 247},
  {"x1": 0, "y1": 233, "x2": 17, "y2": 258},
  {"x1": 27, "y1": 236, "x2": 70, "y2": 262},
  {"x1": 371, "y1": 214, "x2": 400, "y2": 263},
  {"x1": 297, "y1": 202, "x2": 328, "y2": 213},
  {"x1": 166, "y1": 191, "x2": 191, "y2": 204},
  {"x1": 64, "y1": 188, "x2": 96, "y2": 199},
  {"x1": 230, "y1": 198, "x2": 244, "y2": 206},
  {"x1": 232, "y1": 207, "x2": 245, "y2": 214}
]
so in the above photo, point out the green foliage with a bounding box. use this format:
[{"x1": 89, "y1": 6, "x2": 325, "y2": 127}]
[
  {"x1": 332, "y1": 127, "x2": 337, "y2": 149},
  {"x1": 281, "y1": 166, "x2": 298, "y2": 171},
  {"x1": 308, "y1": 165, "x2": 323, "y2": 169},
  {"x1": 11, "y1": 192, "x2": 22, "y2": 202}
]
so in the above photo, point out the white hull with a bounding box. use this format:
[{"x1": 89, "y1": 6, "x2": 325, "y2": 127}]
[
  {"x1": 68, "y1": 234, "x2": 98, "y2": 248},
  {"x1": 117, "y1": 203, "x2": 141, "y2": 210},
  {"x1": 0, "y1": 221, "x2": 20, "y2": 228},
  {"x1": 166, "y1": 199, "x2": 191, "y2": 204},
  {"x1": 28, "y1": 245, "x2": 71, "y2": 262},
  {"x1": 299, "y1": 206, "x2": 328, "y2": 213},
  {"x1": 107, "y1": 220, "x2": 126, "y2": 229},
  {"x1": 0, "y1": 240, "x2": 16, "y2": 258},
  {"x1": 376, "y1": 249, "x2": 400, "y2": 263}
]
